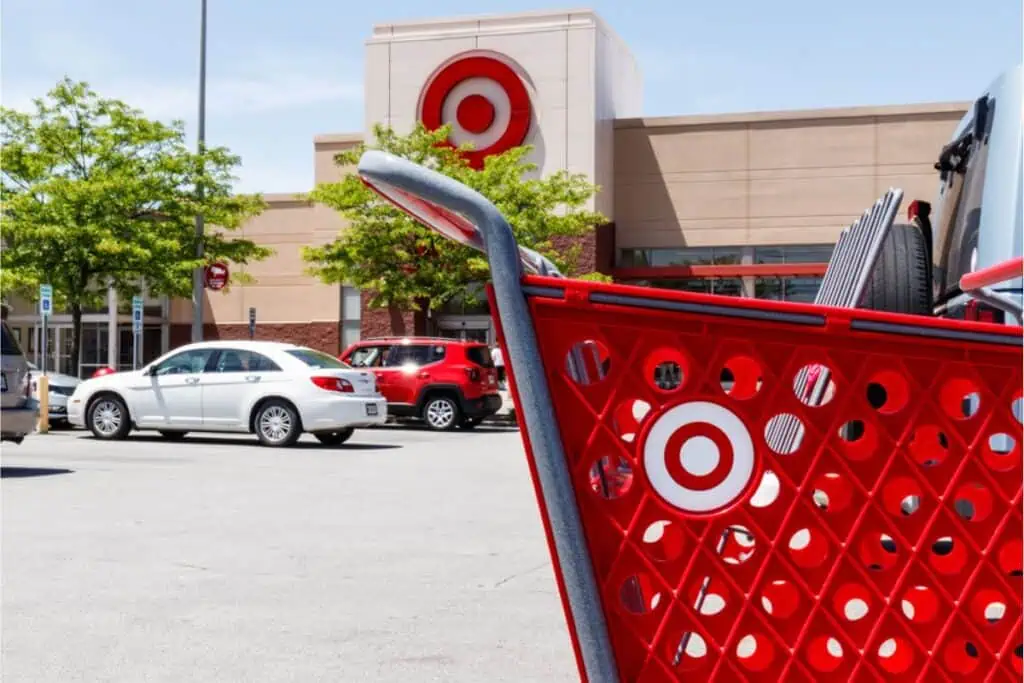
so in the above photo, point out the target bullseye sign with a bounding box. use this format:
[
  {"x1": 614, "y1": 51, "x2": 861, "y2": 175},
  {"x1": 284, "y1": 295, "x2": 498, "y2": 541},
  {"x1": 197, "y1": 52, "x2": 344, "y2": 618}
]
[
  {"x1": 419, "y1": 54, "x2": 532, "y2": 169},
  {"x1": 641, "y1": 401, "x2": 758, "y2": 515}
]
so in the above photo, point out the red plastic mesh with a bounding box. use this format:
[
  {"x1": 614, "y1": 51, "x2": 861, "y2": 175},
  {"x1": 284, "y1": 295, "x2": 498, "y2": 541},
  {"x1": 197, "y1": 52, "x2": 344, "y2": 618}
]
[{"x1": 497, "y1": 276, "x2": 1023, "y2": 683}]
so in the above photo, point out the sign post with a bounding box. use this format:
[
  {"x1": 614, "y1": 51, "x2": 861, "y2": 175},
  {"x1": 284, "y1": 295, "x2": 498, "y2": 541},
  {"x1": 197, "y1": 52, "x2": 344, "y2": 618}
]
[
  {"x1": 39, "y1": 284, "x2": 52, "y2": 375},
  {"x1": 132, "y1": 295, "x2": 143, "y2": 370},
  {"x1": 248, "y1": 307, "x2": 256, "y2": 340},
  {"x1": 38, "y1": 284, "x2": 53, "y2": 434}
]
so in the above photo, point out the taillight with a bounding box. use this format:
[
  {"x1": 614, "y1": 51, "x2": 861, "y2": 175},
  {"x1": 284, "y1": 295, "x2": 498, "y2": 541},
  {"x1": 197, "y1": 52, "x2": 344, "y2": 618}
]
[
  {"x1": 465, "y1": 367, "x2": 481, "y2": 382},
  {"x1": 908, "y1": 200, "x2": 931, "y2": 222},
  {"x1": 310, "y1": 376, "x2": 354, "y2": 393},
  {"x1": 965, "y1": 300, "x2": 1004, "y2": 324}
]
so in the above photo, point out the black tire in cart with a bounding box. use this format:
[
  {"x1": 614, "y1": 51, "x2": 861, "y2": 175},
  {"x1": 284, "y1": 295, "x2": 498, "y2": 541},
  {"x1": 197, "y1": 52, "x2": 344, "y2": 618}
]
[{"x1": 863, "y1": 223, "x2": 933, "y2": 316}]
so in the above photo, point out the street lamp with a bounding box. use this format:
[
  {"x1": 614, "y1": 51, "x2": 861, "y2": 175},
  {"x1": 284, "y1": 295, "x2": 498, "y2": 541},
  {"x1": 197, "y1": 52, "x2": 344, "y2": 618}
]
[{"x1": 191, "y1": 0, "x2": 208, "y2": 342}]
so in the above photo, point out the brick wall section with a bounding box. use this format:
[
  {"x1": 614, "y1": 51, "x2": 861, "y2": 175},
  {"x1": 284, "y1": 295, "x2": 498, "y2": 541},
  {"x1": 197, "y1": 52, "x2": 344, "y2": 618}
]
[
  {"x1": 550, "y1": 223, "x2": 613, "y2": 275},
  {"x1": 169, "y1": 322, "x2": 340, "y2": 355},
  {"x1": 360, "y1": 290, "x2": 416, "y2": 338},
  {"x1": 167, "y1": 226, "x2": 611, "y2": 349}
]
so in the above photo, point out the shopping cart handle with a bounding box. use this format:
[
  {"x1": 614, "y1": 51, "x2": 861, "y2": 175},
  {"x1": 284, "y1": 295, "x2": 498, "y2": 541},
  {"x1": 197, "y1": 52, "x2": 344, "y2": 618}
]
[
  {"x1": 960, "y1": 257, "x2": 1023, "y2": 292},
  {"x1": 357, "y1": 150, "x2": 563, "y2": 278}
]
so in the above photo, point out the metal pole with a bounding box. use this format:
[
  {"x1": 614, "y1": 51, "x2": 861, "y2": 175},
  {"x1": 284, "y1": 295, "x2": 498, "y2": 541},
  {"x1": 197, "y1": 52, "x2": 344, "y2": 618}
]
[
  {"x1": 191, "y1": 0, "x2": 208, "y2": 343},
  {"x1": 107, "y1": 284, "x2": 118, "y2": 371}
]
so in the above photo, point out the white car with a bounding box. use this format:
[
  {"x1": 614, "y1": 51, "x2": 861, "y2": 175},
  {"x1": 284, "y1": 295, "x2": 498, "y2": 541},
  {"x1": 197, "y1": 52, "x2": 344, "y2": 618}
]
[
  {"x1": 67, "y1": 341, "x2": 387, "y2": 447},
  {"x1": 28, "y1": 363, "x2": 81, "y2": 427}
]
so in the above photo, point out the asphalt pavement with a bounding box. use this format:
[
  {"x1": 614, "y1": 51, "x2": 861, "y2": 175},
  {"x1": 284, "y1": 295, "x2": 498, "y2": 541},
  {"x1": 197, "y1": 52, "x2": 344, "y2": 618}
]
[{"x1": 2, "y1": 427, "x2": 577, "y2": 683}]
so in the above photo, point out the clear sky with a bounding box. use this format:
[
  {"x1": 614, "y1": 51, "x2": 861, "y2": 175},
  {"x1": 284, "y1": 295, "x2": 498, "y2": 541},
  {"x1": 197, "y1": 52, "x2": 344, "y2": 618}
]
[{"x1": 3, "y1": 0, "x2": 1020, "y2": 193}]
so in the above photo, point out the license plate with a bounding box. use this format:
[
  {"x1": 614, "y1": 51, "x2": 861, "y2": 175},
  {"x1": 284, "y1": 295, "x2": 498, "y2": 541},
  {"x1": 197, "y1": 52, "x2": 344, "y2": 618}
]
[{"x1": 366, "y1": 403, "x2": 379, "y2": 416}]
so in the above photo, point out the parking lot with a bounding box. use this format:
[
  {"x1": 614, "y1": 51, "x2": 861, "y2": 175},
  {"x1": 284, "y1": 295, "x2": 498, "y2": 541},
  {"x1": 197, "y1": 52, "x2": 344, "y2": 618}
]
[{"x1": 2, "y1": 427, "x2": 577, "y2": 683}]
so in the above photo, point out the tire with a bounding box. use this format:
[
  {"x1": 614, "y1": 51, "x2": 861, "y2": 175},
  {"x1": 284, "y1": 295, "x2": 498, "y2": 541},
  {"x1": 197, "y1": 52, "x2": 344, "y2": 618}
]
[
  {"x1": 87, "y1": 394, "x2": 131, "y2": 441},
  {"x1": 422, "y1": 395, "x2": 460, "y2": 431},
  {"x1": 159, "y1": 431, "x2": 188, "y2": 441},
  {"x1": 863, "y1": 223, "x2": 932, "y2": 316},
  {"x1": 254, "y1": 399, "x2": 302, "y2": 447},
  {"x1": 315, "y1": 428, "x2": 354, "y2": 446}
]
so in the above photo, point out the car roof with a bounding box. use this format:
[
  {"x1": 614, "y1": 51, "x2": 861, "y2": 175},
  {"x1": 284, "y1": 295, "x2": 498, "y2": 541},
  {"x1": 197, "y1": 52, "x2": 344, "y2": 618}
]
[
  {"x1": 172, "y1": 340, "x2": 305, "y2": 353},
  {"x1": 351, "y1": 337, "x2": 486, "y2": 346}
]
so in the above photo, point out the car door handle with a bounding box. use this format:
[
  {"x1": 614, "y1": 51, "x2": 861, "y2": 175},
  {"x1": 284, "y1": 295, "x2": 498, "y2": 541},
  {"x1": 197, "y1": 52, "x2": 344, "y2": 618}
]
[
  {"x1": 185, "y1": 376, "x2": 200, "y2": 384},
  {"x1": 245, "y1": 375, "x2": 261, "y2": 382}
]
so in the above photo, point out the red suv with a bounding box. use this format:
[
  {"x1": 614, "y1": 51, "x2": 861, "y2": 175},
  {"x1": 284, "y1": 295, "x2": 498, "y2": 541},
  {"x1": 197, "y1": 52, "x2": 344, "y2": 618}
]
[{"x1": 340, "y1": 337, "x2": 502, "y2": 430}]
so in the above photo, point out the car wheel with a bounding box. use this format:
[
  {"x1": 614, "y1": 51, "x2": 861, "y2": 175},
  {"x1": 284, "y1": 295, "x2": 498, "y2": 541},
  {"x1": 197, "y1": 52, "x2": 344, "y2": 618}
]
[
  {"x1": 863, "y1": 223, "x2": 933, "y2": 315},
  {"x1": 255, "y1": 399, "x2": 302, "y2": 447},
  {"x1": 314, "y1": 428, "x2": 354, "y2": 446},
  {"x1": 423, "y1": 395, "x2": 460, "y2": 431},
  {"x1": 87, "y1": 395, "x2": 131, "y2": 441},
  {"x1": 159, "y1": 431, "x2": 188, "y2": 441}
]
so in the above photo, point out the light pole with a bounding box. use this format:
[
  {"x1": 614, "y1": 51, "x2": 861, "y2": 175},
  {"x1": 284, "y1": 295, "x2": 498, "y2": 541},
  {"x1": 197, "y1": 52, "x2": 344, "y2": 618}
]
[{"x1": 191, "y1": 0, "x2": 208, "y2": 342}]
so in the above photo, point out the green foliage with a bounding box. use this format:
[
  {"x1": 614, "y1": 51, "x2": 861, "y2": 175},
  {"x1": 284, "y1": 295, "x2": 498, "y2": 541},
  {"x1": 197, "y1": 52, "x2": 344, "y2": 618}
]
[
  {"x1": 1, "y1": 78, "x2": 271, "y2": 367},
  {"x1": 303, "y1": 123, "x2": 608, "y2": 310}
]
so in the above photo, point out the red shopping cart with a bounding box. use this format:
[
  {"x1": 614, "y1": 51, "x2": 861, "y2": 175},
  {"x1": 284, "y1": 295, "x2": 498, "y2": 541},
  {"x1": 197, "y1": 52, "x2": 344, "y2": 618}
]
[{"x1": 357, "y1": 150, "x2": 1024, "y2": 683}]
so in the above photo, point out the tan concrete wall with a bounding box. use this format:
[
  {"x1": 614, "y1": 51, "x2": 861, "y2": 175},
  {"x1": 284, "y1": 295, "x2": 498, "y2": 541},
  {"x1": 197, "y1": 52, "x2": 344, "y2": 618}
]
[
  {"x1": 169, "y1": 194, "x2": 347, "y2": 325},
  {"x1": 169, "y1": 135, "x2": 361, "y2": 327},
  {"x1": 612, "y1": 102, "x2": 970, "y2": 249}
]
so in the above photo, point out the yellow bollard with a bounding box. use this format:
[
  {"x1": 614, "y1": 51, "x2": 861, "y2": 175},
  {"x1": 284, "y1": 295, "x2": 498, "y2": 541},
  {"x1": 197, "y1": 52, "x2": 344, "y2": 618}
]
[{"x1": 38, "y1": 374, "x2": 49, "y2": 434}]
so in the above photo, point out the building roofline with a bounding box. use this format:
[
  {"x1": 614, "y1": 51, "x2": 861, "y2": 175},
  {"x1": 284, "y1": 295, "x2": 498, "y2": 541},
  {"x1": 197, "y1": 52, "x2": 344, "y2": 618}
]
[
  {"x1": 314, "y1": 132, "x2": 363, "y2": 145},
  {"x1": 368, "y1": 8, "x2": 620, "y2": 43},
  {"x1": 614, "y1": 101, "x2": 971, "y2": 129}
]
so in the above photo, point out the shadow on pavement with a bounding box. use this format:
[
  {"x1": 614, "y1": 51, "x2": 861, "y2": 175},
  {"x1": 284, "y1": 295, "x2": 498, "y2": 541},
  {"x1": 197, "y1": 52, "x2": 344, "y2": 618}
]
[
  {"x1": 373, "y1": 422, "x2": 519, "y2": 434},
  {"x1": 93, "y1": 434, "x2": 404, "y2": 450},
  {"x1": 1, "y1": 466, "x2": 74, "y2": 479}
]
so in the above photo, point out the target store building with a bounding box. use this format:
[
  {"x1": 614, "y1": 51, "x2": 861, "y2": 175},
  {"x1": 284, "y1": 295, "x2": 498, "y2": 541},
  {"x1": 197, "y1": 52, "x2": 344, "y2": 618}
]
[{"x1": 7, "y1": 9, "x2": 973, "y2": 374}]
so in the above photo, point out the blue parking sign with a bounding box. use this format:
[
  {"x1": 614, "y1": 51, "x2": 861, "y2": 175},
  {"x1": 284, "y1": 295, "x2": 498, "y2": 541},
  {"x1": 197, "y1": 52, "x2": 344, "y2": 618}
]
[
  {"x1": 132, "y1": 295, "x2": 143, "y2": 333},
  {"x1": 39, "y1": 284, "x2": 52, "y2": 316}
]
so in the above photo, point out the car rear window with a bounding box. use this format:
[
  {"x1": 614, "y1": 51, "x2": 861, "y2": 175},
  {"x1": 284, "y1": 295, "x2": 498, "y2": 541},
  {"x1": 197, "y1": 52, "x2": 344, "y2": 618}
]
[
  {"x1": 384, "y1": 344, "x2": 446, "y2": 367},
  {"x1": 2, "y1": 322, "x2": 23, "y2": 356},
  {"x1": 466, "y1": 345, "x2": 494, "y2": 367},
  {"x1": 286, "y1": 348, "x2": 350, "y2": 369}
]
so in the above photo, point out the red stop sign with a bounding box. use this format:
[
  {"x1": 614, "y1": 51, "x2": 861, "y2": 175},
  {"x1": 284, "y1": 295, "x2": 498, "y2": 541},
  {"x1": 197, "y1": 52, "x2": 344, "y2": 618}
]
[{"x1": 204, "y1": 262, "x2": 229, "y2": 290}]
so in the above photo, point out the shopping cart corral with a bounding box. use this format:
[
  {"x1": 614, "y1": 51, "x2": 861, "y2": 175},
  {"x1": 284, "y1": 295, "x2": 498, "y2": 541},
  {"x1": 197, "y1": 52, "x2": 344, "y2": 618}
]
[{"x1": 358, "y1": 150, "x2": 1023, "y2": 683}]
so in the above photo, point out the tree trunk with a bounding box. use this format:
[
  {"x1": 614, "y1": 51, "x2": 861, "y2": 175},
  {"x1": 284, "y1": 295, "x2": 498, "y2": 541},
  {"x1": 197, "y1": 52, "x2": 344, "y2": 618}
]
[
  {"x1": 70, "y1": 302, "x2": 83, "y2": 379},
  {"x1": 387, "y1": 305, "x2": 407, "y2": 336}
]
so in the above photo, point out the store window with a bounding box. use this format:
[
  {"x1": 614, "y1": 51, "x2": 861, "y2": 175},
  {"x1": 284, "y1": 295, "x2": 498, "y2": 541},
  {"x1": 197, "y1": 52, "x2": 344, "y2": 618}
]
[
  {"x1": 754, "y1": 276, "x2": 824, "y2": 302},
  {"x1": 754, "y1": 244, "x2": 834, "y2": 264},
  {"x1": 618, "y1": 246, "x2": 743, "y2": 268}
]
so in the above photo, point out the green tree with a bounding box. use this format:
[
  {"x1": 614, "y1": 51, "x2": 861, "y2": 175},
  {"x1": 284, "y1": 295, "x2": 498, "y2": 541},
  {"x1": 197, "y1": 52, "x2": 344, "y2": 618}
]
[
  {"x1": 303, "y1": 123, "x2": 608, "y2": 331},
  {"x1": 1, "y1": 78, "x2": 271, "y2": 372}
]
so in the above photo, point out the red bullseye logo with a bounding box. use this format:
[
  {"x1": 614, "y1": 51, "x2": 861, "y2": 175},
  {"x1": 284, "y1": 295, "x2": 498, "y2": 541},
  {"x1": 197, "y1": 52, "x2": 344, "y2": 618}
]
[
  {"x1": 641, "y1": 402, "x2": 757, "y2": 515},
  {"x1": 419, "y1": 53, "x2": 531, "y2": 169}
]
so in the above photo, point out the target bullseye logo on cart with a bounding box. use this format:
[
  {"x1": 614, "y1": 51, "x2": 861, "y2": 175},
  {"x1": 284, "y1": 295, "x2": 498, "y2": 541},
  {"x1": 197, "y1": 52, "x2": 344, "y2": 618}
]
[
  {"x1": 418, "y1": 53, "x2": 532, "y2": 169},
  {"x1": 641, "y1": 402, "x2": 757, "y2": 515}
]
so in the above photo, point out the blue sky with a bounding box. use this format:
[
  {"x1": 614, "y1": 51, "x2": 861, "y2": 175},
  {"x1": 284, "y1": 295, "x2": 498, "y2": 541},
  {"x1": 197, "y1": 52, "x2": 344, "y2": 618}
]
[{"x1": 3, "y1": 0, "x2": 1020, "y2": 193}]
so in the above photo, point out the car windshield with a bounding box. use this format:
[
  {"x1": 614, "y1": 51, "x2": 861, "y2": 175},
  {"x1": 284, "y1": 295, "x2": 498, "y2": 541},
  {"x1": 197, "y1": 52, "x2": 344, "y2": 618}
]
[{"x1": 286, "y1": 348, "x2": 350, "y2": 369}]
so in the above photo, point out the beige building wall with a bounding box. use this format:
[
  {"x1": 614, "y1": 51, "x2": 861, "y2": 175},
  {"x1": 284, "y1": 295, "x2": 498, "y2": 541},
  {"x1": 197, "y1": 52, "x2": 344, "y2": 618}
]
[
  {"x1": 612, "y1": 102, "x2": 970, "y2": 250},
  {"x1": 170, "y1": 137, "x2": 361, "y2": 327},
  {"x1": 365, "y1": 9, "x2": 641, "y2": 214}
]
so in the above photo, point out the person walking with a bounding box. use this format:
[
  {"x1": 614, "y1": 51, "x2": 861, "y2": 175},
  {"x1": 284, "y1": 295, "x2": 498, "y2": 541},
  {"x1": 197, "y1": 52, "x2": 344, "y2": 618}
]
[{"x1": 491, "y1": 345, "x2": 506, "y2": 389}]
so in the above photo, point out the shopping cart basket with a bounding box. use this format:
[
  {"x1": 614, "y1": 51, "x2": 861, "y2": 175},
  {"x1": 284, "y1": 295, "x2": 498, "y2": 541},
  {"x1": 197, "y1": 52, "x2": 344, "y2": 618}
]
[{"x1": 357, "y1": 150, "x2": 1024, "y2": 683}]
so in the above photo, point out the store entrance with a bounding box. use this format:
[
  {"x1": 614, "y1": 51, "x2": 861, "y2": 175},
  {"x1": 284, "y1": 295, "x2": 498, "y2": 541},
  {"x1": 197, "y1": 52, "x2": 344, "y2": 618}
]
[
  {"x1": 28, "y1": 324, "x2": 74, "y2": 375},
  {"x1": 433, "y1": 315, "x2": 493, "y2": 344}
]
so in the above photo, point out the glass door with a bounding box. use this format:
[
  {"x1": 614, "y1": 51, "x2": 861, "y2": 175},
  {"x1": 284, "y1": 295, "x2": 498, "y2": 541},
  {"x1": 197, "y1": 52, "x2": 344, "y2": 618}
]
[
  {"x1": 433, "y1": 315, "x2": 493, "y2": 344},
  {"x1": 31, "y1": 324, "x2": 74, "y2": 375}
]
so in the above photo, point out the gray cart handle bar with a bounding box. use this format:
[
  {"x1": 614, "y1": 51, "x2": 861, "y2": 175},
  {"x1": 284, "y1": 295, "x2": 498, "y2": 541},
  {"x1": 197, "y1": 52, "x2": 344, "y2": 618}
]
[{"x1": 357, "y1": 150, "x2": 619, "y2": 683}]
